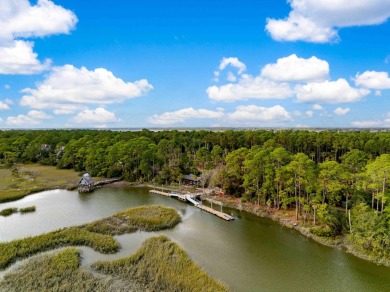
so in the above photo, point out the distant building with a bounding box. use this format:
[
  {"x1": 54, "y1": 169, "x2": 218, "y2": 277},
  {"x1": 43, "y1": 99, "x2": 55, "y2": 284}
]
[
  {"x1": 40, "y1": 144, "x2": 52, "y2": 151},
  {"x1": 78, "y1": 173, "x2": 94, "y2": 192},
  {"x1": 182, "y1": 174, "x2": 201, "y2": 186}
]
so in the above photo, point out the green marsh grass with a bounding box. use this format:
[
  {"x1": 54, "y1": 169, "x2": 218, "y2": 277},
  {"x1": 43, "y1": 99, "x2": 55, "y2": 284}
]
[
  {"x1": 18, "y1": 206, "x2": 36, "y2": 213},
  {"x1": 0, "y1": 208, "x2": 18, "y2": 217},
  {"x1": 0, "y1": 205, "x2": 181, "y2": 270},
  {"x1": 0, "y1": 228, "x2": 119, "y2": 269},
  {"x1": 93, "y1": 235, "x2": 228, "y2": 292},
  {"x1": 83, "y1": 205, "x2": 181, "y2": 235},
  {"x1": 0, "y1": 248, "x2": 114, "y2": 292}
]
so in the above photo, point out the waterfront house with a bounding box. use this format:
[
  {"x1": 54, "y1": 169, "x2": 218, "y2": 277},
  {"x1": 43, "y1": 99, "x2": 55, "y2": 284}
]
[
  {"x1": 182, "y1": 174, "x2": 201, "y2": 186},
  {"x1": 78, "y1": 173, "x2": 94, "y2": 192}
]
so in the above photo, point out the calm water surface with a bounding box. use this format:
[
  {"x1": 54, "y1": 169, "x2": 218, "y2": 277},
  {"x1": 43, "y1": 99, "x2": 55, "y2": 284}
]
[{"x1": 0, "y1": 187, "x2": 390, "y2": 291}]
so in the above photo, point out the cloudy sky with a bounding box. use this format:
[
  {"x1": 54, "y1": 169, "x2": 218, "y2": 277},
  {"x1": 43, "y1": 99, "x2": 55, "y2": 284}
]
[{"x1": 1, "y1": 0, "x2": 390, "y2": 128}]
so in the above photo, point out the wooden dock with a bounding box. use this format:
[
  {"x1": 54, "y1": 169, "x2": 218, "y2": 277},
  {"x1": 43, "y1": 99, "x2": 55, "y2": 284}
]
[
  {"x1": 198, "y1": 205, "x2": 234, "y2": 221},
  {"x1": 150, "y1": 190, "x2": 171, "y2": 197},
  {"x1": 149, "y1": 189, "x2": 234, "y2": 221}
]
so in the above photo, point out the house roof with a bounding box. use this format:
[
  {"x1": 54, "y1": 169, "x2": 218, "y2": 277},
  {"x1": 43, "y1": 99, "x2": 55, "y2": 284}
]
[
  {"x1": 78, "y1": 173, "x2": 94, "y2": 185},
  {"x1": 182, "y1": 174, "x2": 201, "y2": 182}
]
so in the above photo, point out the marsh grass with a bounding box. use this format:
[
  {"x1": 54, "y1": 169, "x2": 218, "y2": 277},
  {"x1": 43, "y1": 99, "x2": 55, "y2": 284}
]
[
  {"x1": 0, "y1": 208, "x2": 18, "y2": 217},
  {"x1": 19, "y1": 206, "x2": 36, "y2": 213},
  {"x1": 0, "y1": 205, "x2": 180, "y2": 270},
  {"x1": 84, "y1": 205, "x2": 181, "y2": 235},
  {"x1": 0, "y1": 248, "x2": 114, "y2": 292},
  {"x1": 0, "y1": 237, "x2": 228, "y2": 291},
  {"x1": 93, "y1": 235, "x2": 228, "y2": 292},
  {"x1": 0, "y1": 164, "x2": 85, "y2": 202},
  {"x1": 0, "y1": 228, "x2": 119, "y2": 269}
]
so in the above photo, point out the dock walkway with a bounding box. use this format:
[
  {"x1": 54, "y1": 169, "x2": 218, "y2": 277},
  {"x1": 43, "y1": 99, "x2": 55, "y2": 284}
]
[{"x1": 150, "y1": 189, "x2": 234, "y2": 221}]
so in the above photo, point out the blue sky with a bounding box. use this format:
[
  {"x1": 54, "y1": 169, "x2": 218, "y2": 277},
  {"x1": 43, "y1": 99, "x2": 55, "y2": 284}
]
[{"x1": 1, "y1": 0, "x2": 390, "y2": 128}]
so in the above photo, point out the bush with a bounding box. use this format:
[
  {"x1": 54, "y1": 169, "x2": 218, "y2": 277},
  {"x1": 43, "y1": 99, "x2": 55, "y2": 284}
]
[
  {"x1": 310, "y1": 226, "x2": 335, "y2": 237},
  {"x1": 19, "y1": 206, "x2": 36, "y2": 213},
  {"x1": 0, "y1": 208, "x2": 18, "y2": 217}
]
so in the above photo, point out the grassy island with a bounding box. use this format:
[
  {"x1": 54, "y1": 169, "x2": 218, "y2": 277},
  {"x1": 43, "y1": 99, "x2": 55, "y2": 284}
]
[
  {"x1": 0, "y1": 205, "x2": 181, "y2": 269},
  {"x1": 0, "y1": 237, "x2": 227, "y2": 292},
  {"x1": 93, "y1": 235, "x2": 228, "y2": 292},
  {"x1": 0, "y1": 208, "x2": 18, "y2": 217}
]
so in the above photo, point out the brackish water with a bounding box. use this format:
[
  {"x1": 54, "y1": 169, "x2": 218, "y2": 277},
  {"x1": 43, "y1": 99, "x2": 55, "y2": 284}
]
[{"x1": 0, "y1": 187, "x2": 390, "y2": 291}]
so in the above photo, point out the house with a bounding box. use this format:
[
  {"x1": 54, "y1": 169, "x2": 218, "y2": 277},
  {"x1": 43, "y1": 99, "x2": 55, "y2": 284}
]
[
  {"x1": 40, "y1": 144, "x2": 52, "y2": 151},
  {"x1": 182, "y1": 174, "x2": 201, "y2": 186},
  {"x1": 78, "y1": 173, "x2": 94, "y2": 192}
]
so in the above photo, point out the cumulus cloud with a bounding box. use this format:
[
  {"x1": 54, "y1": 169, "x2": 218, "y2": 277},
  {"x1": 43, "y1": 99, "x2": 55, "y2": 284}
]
[
  {"x1": 27, "y1": 110, "x2": 52, "y2": 119},
  {"x1": 70, "y1": 108, "x2": 120, "y2": 124},
  {"x1": 305, "y1": 111, "x2": 314, "y2": 118},
  {"x1": 266, "y1": 0, "x2": 390, "y2": 43},
  {"x1": 227, "y1": 105, "x2": 292, "y2": 123},
  {"x1": 6, "y1": 109, "x2": 52, "y2": 126},
  {"x1": 207, "y1": 74, "x2": 293, "y2": 102},
  {"x1": 295, "y1": 79, "x2": 370, "y2": 104},
  {"x1": 355, "y1": 71, "x2": 390, "y2": 90},
  {"x1": 0, "y1": 0, "x2": 77, "y2": 75},
  {"x1": 261, "y1": 54, "x2": 329, "y2": 82},
  {"x1": 0, "y1": 101, "x2": 10, "y2": 110},
  {"x1": 214, "y1": 57, "x2": 247, "y2": 82},
  {"x1": 148, "y1": 108, "x2": 224, "y2": 125},
  {"x1": 334, "y1": 107, "x2": 350, "y2": 116},
  {"x1": 218, "y1": 57, "x2": 246, "y2": 74},
  {"x1": 312, "y1": 104, "x2": 324, "y2": 111},
  {"x1": 20, "y1": 65, "x2": 153, "y2": 113},
  {"x1": 0, "y1": 40, "x2": 51, "y2": 74},
  {"x1": 0, "y1": 0, "x2": 77, "y2": 40}
]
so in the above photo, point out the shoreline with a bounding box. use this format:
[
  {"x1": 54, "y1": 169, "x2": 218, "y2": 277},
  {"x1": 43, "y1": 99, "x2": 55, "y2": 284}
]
[
  {"x1": 200, "y1": 192, "x2": 390, "y2": 267},
  {"x1": 3, "y1": 180, "x2": 389, "y2": 267}
]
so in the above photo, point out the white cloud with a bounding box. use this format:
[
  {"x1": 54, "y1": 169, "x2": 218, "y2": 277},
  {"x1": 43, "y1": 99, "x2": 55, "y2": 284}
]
[
  {"x1": 0, "y1": 0, "x2": 77, "y2": 75},
  {"x1": 1, "y1": 0, "x2": 77, "y2": 40},
  {"x1": 261, "y1": 54, "x2": 329, "y2": 82},
  {"x1": 4, "y1": 84, "x2": 10, "y2": 89},
  {"x1": 305, "y1": 111, "x2": 314, "y2": 118},
  {"x1": 0, "y1": 40, "x2": 51, "y2": 74},
  {"x1": 27, "y1": 110, "x2": 52, "y2": 119},
  {"x1": 227, "y1": 72, "x2": 237, "y2": 82},
  {"x1": 227, "y1": 105, "x2": 292, "y2": 123},
  {"x1": 266, "y1": 0, "x2": 390, "y2": 43},
  {"x1": 295, "y1": 79, "x2": 370, "y2": 104},
  {"x1": 334, "y1": 107, "x2": 350, "y2": 116},
  {"x1": 148, "y1": 108, "x2": 224, "y2": 125},
  {"x1": 312, "y1": 104, "x2": 324, "y2": 111},
  {"x1": 351, "y1": 120, "x2": 383, "y2": 128},
  {"x1": 207, "y1": 74, "x2": 293, "y2": 102},
  {"x1": 355, "y1": 71, "x2": 390, "y2": 90},
  {"x1": 6, "y1": 115, "x2": 39, "y2": 125},
  {"x1": 70, "y1": 108, "x2": 120, "y2": 124},
  {"x1": 218, "y1": 57, "x2": 246, "y2": 74},
  {"x1": 0, "y1": 101, "x2": 10, "y2": 110},
  {"x1": 20, "y1": 65, "x2": 153, "y2": 113},
  {"x1": 6, "y1": 109, "x2": 52, "y2": 126}
]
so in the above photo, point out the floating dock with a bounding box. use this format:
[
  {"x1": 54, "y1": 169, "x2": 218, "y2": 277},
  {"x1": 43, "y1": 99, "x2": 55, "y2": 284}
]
[{"x1": 150, "y1": 189, "x2": 234, "y2": 221}]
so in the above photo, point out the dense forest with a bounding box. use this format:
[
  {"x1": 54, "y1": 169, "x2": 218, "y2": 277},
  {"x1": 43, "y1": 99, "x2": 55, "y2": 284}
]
[{"x1": 0, "y1": 129, "x2": 389, "y2": 261}]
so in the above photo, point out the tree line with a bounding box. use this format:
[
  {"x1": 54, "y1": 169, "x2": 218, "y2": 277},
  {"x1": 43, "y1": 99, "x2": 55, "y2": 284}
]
[{"x1": 0, "y1": 129, "x2": 389, "y2": 259}]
